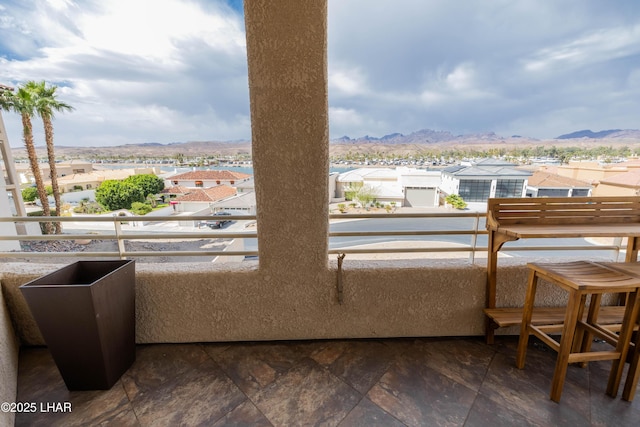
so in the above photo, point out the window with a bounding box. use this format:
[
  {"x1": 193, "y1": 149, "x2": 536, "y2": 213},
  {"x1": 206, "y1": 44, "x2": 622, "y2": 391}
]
[
  {"x1": 538, "y1": 188, "x2": 569, "y2": 197},
  {"x1": 172, "y1": 180, "x2": 178, "y2": 185},
  {"x1": 195, "y1": 181, "x2": 203, "y2": 188},
  {"x1": 458, "y1": 180, "x2": 491, "y2": 202},
  {"x1": 495, "y1": 179, "x2": 524, "y2": 198}
]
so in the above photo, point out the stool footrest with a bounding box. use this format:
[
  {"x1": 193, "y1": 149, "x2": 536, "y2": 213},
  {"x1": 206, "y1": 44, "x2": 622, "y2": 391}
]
[
  {"x1": 568, "y1": 351, "x2": 621, "y2": 364},
  {"x1": 485, "y1": 306, "x2": 625, "y2": 328},
  {"x1": 529, "y1": 325, "x2": 560, "y2": 352}
]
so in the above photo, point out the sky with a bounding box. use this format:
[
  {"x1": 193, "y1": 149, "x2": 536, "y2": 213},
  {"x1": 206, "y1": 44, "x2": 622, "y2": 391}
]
[{"x1": 0, "y1": 0, "x2": 639, "y2": 148}]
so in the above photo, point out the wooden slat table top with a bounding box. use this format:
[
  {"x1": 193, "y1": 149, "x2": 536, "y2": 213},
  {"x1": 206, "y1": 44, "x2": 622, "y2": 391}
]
[{"x1": 490, "y1": 223, "x2": 640, "y2": 239}]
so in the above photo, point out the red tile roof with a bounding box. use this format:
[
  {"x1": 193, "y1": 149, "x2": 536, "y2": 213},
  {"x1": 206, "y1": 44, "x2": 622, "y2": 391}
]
[
  {"x1": 173, "y1": 185, "x2": 237, "y2": 202},
  {"x1": 170, "y1": 170, "x2": 251, "y2": 181},
  {"x1": 160, "y1": 185, "x2": 191, "y2": 194}
]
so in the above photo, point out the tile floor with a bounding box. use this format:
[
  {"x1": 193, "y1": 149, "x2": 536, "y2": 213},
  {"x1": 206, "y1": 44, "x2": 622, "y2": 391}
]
[{"x1": 14, "y1": 336, "x2": 640, "y2": 426}]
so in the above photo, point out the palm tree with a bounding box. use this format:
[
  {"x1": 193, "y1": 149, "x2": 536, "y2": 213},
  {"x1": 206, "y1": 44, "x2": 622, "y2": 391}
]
[
  {"x1": 0, "y1": 85, "x2": 53, "y2": 233},
  {"x1": 27, "y1": 81, "x2": 74, "y2": 234}
]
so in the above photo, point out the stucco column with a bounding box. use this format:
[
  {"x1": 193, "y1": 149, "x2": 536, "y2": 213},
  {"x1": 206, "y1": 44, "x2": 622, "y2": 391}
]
[{"x1": 244, "y1": 1, "x2": 329, "y2": 272}]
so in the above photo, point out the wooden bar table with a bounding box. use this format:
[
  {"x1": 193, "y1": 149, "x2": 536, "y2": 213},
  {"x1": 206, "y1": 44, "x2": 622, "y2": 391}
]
[{"x1": 484, "y1": 196, "x2": 640, "y2": 344}]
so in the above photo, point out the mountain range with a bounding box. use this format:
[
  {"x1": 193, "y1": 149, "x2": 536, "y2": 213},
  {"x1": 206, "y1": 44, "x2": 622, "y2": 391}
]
[{"x1": 11, "y1": 128, "x2": 640, "y2": 159}]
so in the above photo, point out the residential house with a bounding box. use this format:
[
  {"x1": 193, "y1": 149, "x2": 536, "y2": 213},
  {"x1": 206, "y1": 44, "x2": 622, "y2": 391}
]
[
  {"x1": 398, "y1": 168, "x2": 442, "y2": 207},
  {"x1": 541, "y1": 160, "x2": 640, "y2": 197},
  {"x1": 51, "y1": 167, "x2": 161, "y2": 192},
  {"x1": 592, "y1": 171, "x2": 640, "y2": 197},
  {"x1": 335, "y1": 167, "x2": 441, "y2": 207},
  {"x1": 552, "y1": 160, "x2": 628, "y2": 184},
  {"x1": 440, "y1": 158, "x2": 532, "y2": 202},
  {"x1": 166, "y1": 170, "x2": 251, "y2": 188},
  {"x1": 14, "y1": 160, "x2": 95, "y2": 185},
  {"x1": 170, "y1": 185, "x2": 238, "y2": 213},
  {"x1": 235, "y1": 176, "x2": 255, "y2": 194},
  {"x1": 208, "y1": 191, "x2": 257, "y2": 215},
  {"x1": 525, "y1": 170, "x2": 592, "y2": 197}
]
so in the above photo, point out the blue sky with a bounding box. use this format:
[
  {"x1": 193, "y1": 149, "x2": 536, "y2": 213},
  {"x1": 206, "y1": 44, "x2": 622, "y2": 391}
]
[{"x1": 1, "y1": 0, "x2": 639, "y2": 147}]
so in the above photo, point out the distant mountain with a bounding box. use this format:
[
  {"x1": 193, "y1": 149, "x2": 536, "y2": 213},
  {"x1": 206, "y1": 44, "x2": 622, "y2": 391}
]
[
  {"x1": 329, "y1": 129, "x2": 508, "y2": 145},
  {"x1": 556, "y1": 129, "x2": 640, "y2": 139},
  {"x1": 11, "y1": 128, "x2": 640, "y2": 160},
  {"x1": 330, "y1": 128, "x2": 640, "y2": 146}
]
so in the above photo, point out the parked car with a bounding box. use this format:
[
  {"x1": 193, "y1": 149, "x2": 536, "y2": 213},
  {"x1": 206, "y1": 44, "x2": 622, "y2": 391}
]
[{"x1": 203, "y1": 212, "x2": 233, "y2": 229}]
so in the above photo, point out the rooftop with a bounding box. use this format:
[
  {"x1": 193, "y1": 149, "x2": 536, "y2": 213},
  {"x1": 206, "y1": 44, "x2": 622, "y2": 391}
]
[
  {"x1": 169, "y1": 170, "x2": 252, "y2": 181},
  {"x1": 172, "y1": 185, "x2": 237, "y2": 202}
]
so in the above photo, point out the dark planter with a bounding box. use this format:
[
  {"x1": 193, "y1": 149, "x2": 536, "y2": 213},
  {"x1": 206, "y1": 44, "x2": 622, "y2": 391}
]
[{"x1": 20, "y1": 260, "x2": 135, "y2": 390}]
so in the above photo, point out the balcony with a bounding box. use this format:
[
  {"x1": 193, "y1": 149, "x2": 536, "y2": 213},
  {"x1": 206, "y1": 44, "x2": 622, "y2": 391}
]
[
  {"x1": 1, "y1": 211, "x2": 638, "y2": 426},
  {"x1": 1, "y1": 2, "x2": 639, "y2": 425}
]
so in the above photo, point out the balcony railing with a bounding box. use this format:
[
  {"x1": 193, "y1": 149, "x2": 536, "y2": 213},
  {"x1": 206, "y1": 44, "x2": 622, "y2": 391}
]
[{"x1": 0, "y1": 211, "x2": 627, "y2": 262}]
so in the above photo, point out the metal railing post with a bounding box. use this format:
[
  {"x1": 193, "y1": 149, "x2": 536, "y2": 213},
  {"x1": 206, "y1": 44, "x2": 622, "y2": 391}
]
[
  {"x1": 113, "y1": 215, "x2": 127, "y2": 260},
  {"x1": 613, "y1": 236, "x2": 623, "y2": 261},
  {"x1": 469, "y1": 212, "x2": 480, "y2": 264}
]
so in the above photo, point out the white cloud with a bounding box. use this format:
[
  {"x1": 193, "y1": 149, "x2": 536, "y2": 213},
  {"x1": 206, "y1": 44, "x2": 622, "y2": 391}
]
[
  {"x1": 524, "y1": 25, "x2": 640, "y2": 72},
  {"x1": 329, "y1": 67, "x2": 369, "y2": 97},
  {"x1": 1, "y1": 0, "x2": 639, "y2": 146},
  {"x1": 0, "y1": 0, "x2": 250, "y2": 147}
]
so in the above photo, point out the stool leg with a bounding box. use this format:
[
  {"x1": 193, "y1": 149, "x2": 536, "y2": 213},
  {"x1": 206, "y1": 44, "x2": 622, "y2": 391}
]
[
  {"x1": 623, "y1": 321, "x2": 640, "y2": 401},
  {"x1": 576, "y1": 294, "x2": 601, "y2": 368},
  {"x1": 516, "y1": 269, "x2": 538, "y2": 369},
  {"x1": 572, "y1": 294, "x2": 590, "y2": 358},
  {"x1": 608, "y1": 289, "x2": 640, "y2": 397},
  {"x1": 550, "y1": 289, "x2": 582, "y2": 403}
]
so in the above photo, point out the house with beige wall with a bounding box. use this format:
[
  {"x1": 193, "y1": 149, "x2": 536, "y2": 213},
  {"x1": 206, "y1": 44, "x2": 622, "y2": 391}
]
[
  {"x1": 592, "y1": 171, "x2": 640, "y2": 196},
  {"x1": 52, "y1": 167, "x2": 161, "y2": 192},
  {"x1": 525, "y1": 170, "x2": 592, "y2": 197},
  {"x1": 552, "y1": 160, "x2": 631, "y2": 184},
  {"x1": 14, "y1": 160, "x2": 94, "y2": 185},
  {"x1": 541, "y1": 160, "x2": 640, "y2": 197}
]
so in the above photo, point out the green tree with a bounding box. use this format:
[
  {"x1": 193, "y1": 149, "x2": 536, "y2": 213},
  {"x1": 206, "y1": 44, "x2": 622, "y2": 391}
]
[
  {"x1": 21, "y1": 187, "x2": 38, "y2": 202},
  {"x1": 0, "y1": 85, "x2": 53, "y2": 233},
  {"x1": 124, "y1": 174, "x2": 164, "y2": 197},
  {"x1": 95, "y1": 180, "x2": 145, "y2": 211},
  {"x1": 28, "y1": 80, "x2": 74, "y2": 234}
]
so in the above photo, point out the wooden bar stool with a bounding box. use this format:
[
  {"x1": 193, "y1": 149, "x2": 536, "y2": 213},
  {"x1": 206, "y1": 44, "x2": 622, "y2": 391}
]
[
  {"x1": 596, "y1": 262, "x2": 640, "y2": 401},
  {"x1": 516, "y1": 261, "x2": 640, "y2": 402}
]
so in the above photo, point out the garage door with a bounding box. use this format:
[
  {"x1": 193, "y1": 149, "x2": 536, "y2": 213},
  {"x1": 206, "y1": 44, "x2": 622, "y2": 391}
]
[{"x1": 404, "y1": 187, "x2": 436, "y2": 207}]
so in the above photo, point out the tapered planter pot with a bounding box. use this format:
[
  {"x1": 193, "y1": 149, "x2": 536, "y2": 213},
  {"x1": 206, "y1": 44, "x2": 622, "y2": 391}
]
[{"x1": 20, "y1": 260, "x2": 135, "y2": 390}]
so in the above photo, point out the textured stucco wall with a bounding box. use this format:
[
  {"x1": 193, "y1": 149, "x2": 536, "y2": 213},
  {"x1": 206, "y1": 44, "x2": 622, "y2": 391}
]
[
  {"x1": 1, "y1": 259, "x2": 573, "y2": 347},
  {"x1": 246, "y1": 0, "x2": 330, "y2": 275},
  {"x1": 0, "y1": 277, "x2": 19, "y2": 427}
]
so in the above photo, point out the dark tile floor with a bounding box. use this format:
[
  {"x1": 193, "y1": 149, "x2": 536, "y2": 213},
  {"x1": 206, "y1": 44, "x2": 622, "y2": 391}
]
[{"x1": 14, "y1": 336, "x2": 640, "y2": 426}]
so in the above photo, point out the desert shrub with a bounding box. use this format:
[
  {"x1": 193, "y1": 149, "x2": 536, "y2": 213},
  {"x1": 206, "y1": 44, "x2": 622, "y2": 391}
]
[
  {"x1": 445, "y1": 194, "x2": 467, "y2": 209},
  {"x1": 131, "y1": 202, "x2": 153, "y2": 215}
]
